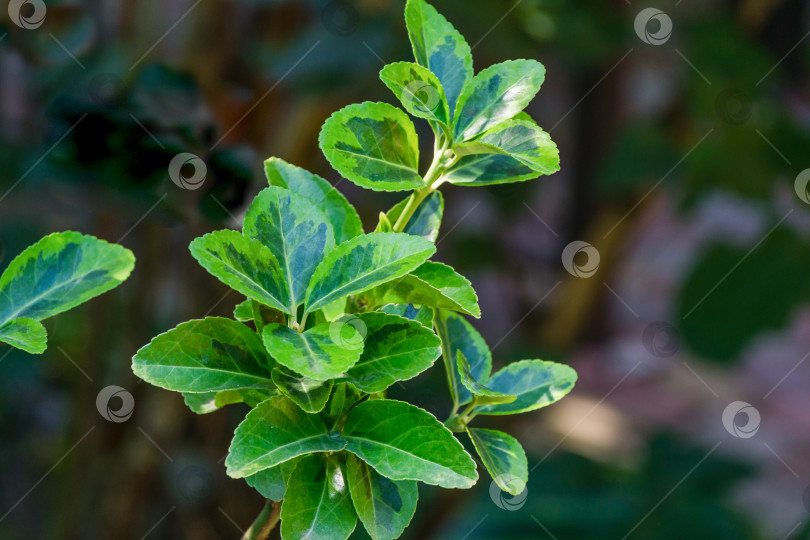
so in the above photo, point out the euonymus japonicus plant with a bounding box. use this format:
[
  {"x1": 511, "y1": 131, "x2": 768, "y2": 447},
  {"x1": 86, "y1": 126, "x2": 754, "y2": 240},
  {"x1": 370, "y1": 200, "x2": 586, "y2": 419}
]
[
  {"x1": 0, "y1": 232, "x2": 134, "y2": 354},
  {"x1": 131, "y1": 1, "x2": 576, "y2": 538}
]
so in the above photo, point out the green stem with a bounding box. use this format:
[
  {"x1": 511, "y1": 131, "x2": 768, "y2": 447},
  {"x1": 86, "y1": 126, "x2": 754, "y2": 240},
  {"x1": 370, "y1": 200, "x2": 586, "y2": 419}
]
[
  {"x1": 251, "y1": 301, "x2": 265, "y2": 334},
  {"x1": 242, "y1": 501, "x2": 281, "y2": 540},
  {"x1": 392, "y1": 188, "x2": 432, "y2": 233},
  {"x1": 392, "y1": 136, "x2": 452, "y2": 233}
]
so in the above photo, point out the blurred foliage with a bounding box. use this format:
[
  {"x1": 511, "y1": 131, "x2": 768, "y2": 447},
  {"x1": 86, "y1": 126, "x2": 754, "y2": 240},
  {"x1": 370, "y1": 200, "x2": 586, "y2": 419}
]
[{"x1": 436, "y1": 434, "x2": 758, "y2": 540}]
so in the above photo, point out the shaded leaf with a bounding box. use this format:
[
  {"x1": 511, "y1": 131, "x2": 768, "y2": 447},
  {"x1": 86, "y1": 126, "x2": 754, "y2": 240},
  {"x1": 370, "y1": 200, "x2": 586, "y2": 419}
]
[
  {"x1": 456, "y1": 351, "x2": 515, "y2": 406},
  {"x1": 280, "y1": 454, "x2": 357, "y2": 540},
  {"x1": 454, "y1": 60, "x2": 546, "y2": 141},
  {"x1": 364, "y1": 261, "x2": 479, "y2": 318},
  {"x1": 245, "y1": 458, "x2": 300, "y2": 502},
  {"x1": 466, "y1": 428, "x2": 527, "y2": 496},
  {"x1": 342, "y1": 399, "x2": 477, "y2": 488},
  {"x1": 243, "y1": 187, "x2": 335, "y2": 311},
  {"x1": 381, "y1": 192, "x2": 444, "y2": 242},
  {"x1": 443, "y1": 152, "x2": 538, "y2": 186},
  {"x1": 380, "y1": 303, "x2": 434, "y2": 328},
  {"x1": 346, "y1": 453, "x2": 418, "y2": 540},
  {"x1": 405, "y1": 0, "x2": 473, "y2": 116},
  {"x1": 262, "y1": 322, "x2": 364, "y2": 381},
  {"x1": 182, "y1": 388, "x2": 274, "y2": 415},
  {"x1": 380, "y1": 61, "x2": 450, "y2": 129},
  {"x1": 0, "y1": 317, "x2": 46, "y2": 354},
  {"x1": 319, "y1": 102, "x2": 423, "y2": 192},
  {"x1": 132, "y1": 317, "x2": 275, "y2": 393},
  {"x1": 265, "y1": 157, "x2": 363, "y2": 243},
  {"x1": 324, "y1": 382, "x2": 364, "y2": 426},
  {"x1": 474, "y1": 360, "x2": 577, "y2": 415},
  {"x1": 225, "y1": 396, "x2": 346, "y2": 478},
  {"x1": 305, "y1": 233, "x2": 436, "y2": 314},
  {"x1": 189, "y1": 230, "x2": 290, "y2": 314},
  {"x1": 343, "y1": 312, "x2": 441, "y2": 393},
  {"x1": 434, "y1": 310, "x2": 492, "y2": 406},
  {"x1": 272, "y1": 366, "x2": 334, "y2": 413}
]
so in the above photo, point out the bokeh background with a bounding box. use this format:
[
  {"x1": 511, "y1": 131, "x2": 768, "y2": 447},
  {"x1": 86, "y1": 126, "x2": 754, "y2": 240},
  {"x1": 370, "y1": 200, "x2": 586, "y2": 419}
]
[{"x1": 2, "y1": 0, "x2": 810, "y2": 538}]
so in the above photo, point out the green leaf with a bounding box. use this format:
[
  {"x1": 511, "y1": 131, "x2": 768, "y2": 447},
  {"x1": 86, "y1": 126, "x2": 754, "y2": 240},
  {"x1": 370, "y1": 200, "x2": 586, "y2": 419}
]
[
  {"x1": 380, "y1": 303, "x2": 434, "y2": 328},
  {"x1": 346, "y1": 453, "x2": 418, "y2": 540},
  {"x1": 443, "y1": 152, "x2": 538, "y2": 187},
  {"x1": 182, "y1": 388, "x2": 274, "y2": 414},
  {"x1": 245, "y1": 458, "x2": 300, "y2": 502},
  {"x1": 233, "y1": 299, "x2": 254, "y2": 322},
  {"x1": 272, "y1": 366, "x2": 334, "y2": 413},
  {"x1": 363, "y1": 261, "x2": 480, "y2": 318},
  {"x1": 243, "y1": 186, "x2": 335, "y2": 311},
  {"x1": 189, "y1": 230, "x2": 291, "y2": 314},
  {"x1": 434, "y1": 310, "x2": 492, "y2": 406},
  {"x1": 473, "y1": 360, "x2": 577, "y2": 415},
  {"x1": 305, "y1": 233, "x2": 436, "y2": 314},
  {"x1": 262, "y1": 322, "x2": 364, "y2": 381},
  {"x1": 343, "y1": 312, "x2": 441, "y2": 393},
  {"x1": 456, "y1": 351, "x2": 515, "y2": 406},
  {"x1": 342, "y1": 399, "x2": 477, "y2": 488},
  {"x1": 0, "y1": 231, "x2": 134, "y2": 327},
  {"x1": 280, "y1": 454, "x2": 357, "y2": 540},
  {"x1": 264, "y1": 157, "x2": 363, "y2": 244},
  {"x1": 132, "y1": 317, "x2": 275, "y2": 393},
  {"x1": 0, "y1": 318, "x2": 47, "y2": 354},
  {"x1": 324, "y1": 382, "x2": 364, "y2": 425},
  {"x1": 405, "y1": 0, "x2": 473, "y2": 117},
  {"x1": 452, "y1": 120, "x2": 559, "y2": 175},
  {"x1": 382, "y1": 192, "x2": 444, "y2": 242},
  {"x1": 466, "y1": 428, "x2": 528, "y2": 496},
  {"x1": 319, "y1": 102, "x2": 423, "y2": 192},
  {"x1": 245, "y1": 466, "x2": 286, "y2": 502},
  {"x1": 225, "y1": 396, "x2": 346, "y2": 478},
  {"x1": 380, "y1": 61, "x2": 450, "y2": 129},
  {"x1": 454, "y1": 60, "x2": 546, "y2": 141}
]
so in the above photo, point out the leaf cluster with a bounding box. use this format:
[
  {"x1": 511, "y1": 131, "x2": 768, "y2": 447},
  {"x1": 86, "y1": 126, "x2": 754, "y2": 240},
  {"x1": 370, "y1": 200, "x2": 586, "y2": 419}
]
[{"x1": 132, "y1": 1, "x2": 575, "y2": 538}]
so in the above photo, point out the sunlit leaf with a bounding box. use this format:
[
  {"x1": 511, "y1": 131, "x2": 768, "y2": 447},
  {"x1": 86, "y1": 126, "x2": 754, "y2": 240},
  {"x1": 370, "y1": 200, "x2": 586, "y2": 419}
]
[
  {"x1": 243, "y1": 186, "x2": 335, "y2": 311},
  {"x1": 265, "y1": 157, "x2": 363, "y2": 243},
  {"x1": 343, "y1": 312, "x2": 441, "y2": 393},
  {"x1": 305, "y1": 233, "x2": 436, "y2": 314},
  {"x1": 320, "y1": 102, "x2": 423, "y2": 192},
  {"x1": 262, "y1": 322, "x2": 364, "y2": 381},
  {"x1": 405, "y1": 0, "x2": 473, "y2": 116},
  {"x1": 473, "y1": 360, "x2": 577, "y2": 415},
  {"x1": 0, "y1": 318, "x2": 46, "y2": 354},
  {"x1": 466, "y1": 427, "x2": 527, "y2": 495},
  {"x1": 190, "y1": 230, "x2": 290, "y2": 314},
  {"x1": 454, "y1": 60, "x2": 546, "y2": 141},
  {"x1": 342, "y1": 399, "x2": 477, "y2": 488},
  {"x1": 132, "y1": 317, "x2": 275, "y2": 393},
  {"x1": 226, "y1": 396, "x2": 346, "y2": 478}
]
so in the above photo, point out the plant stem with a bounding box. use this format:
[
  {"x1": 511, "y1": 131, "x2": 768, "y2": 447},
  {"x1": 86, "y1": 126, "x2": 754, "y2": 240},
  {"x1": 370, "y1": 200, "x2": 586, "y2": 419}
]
[
  {"x1": 251, "y1": 300, "x2": 265, "y2": 334},
  {"x1": 392, "y1": 135, "x2": 451, "y2": 233},
  {"x1": 242, "y1": 501, "x2": 281, "y2": 540},
  {"x1": 392, "y1": 188, "x2": 431, "y2": 233}
]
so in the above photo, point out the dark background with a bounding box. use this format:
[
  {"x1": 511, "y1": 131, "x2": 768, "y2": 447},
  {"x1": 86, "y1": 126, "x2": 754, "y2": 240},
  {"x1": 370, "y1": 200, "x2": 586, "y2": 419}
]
[{"x1": 1, "y1": 0, "x2": 810, "y2": 538}]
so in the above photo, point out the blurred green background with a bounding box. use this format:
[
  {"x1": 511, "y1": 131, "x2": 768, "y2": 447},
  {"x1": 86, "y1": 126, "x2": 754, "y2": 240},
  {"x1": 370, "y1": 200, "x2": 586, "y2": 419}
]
[{"x1": 2, "y1": 0, "x2": 810, "y2": 538}]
